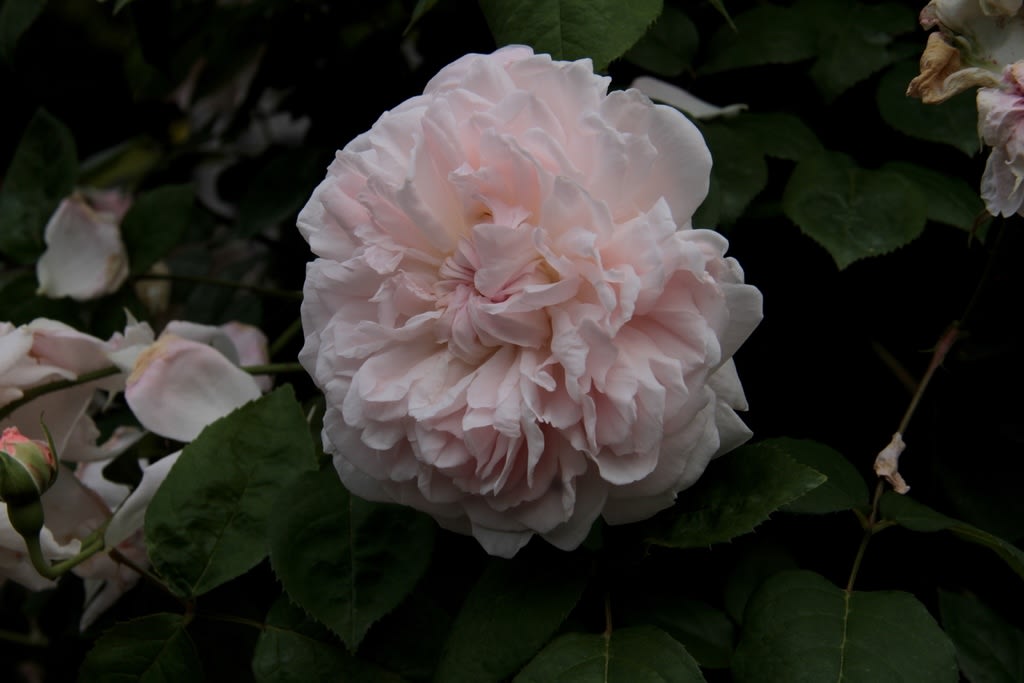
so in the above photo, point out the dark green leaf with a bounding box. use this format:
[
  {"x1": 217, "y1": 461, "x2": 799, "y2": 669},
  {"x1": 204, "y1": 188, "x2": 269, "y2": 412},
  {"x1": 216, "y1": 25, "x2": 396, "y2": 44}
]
[
  {"x1": 877, "y1": 61, "x2": 981, "y2": 156},
  {"x1": 722, "y1": 112, "x2": 823, "y2": 162},
  {"x1": 121, "y1": 184, "x2": 194, "y2": 276},
  {"x1": 707, "y1": 0, "x2": 733, "y2": 28},
  {"x1": 693, "y1": 123, "x2": 768, "y2": 228},
  {"x1": 268, "y1": 468, "x2": 435, "y2": 651},
  {"x1": 803, "y1": 0, "x2": 916, "y2": 100},
  {"x1": 700, "y1": 5, "x2": 817, "y2": 75},
  {"x1": 78, "y1": 136, "x2": 163, "y2": 189},
  {"x1": 619, "y1": 595, "x2": 735, "y2": 669},
  {"x1": 478, "y1": 0, "x2": 663, "y2": 71},
  {"x1": 145, "y1": 386, "x2": 318, "y2": 598},
  {"x1": 700, "y1": 0, "x2": 914, "y2": 99},
  {"x1": 0, "y1": 0, "x2": 44, "y2": 62},
  {"x1": 359, "y1": 593, "x2": 452, "y2": 680},
  {"x1": 515, "y1": 625, "x2": 706, "y2": 682},
  {"x1": 252, "y1": 595, "x2": 402, "y2": 683},
  {"x1": 0, "y1": 109, "x2": 77, "y2": 263},
  {"x1": 79, "y1": 613, "x2": 202, "y2": 683},
  {"x1": 436, "y1": 551, "x2": 589, "y2": 682},
  {"x1": 732, "y1": 570, "x2": 958, "y2": 683},
  {"x1": 768, "y1": 438, "x2": 870, "y2": 514},
  {"x1": 623, "y1": 6, "x2": 697, "y2": 77},
  {"x1": 405, "y1": 0, "x2": 440, "y2": 33},
  {"x1": 939, "y1": 591, "x2": 1024, "y2": 683},
  {"x1": 724, "y1": 541, "x2": 799, "y2": 623},
  {"x1": 880, "y1": 492, "x2": 1024, "y2": 580},
  {"x1": 782, "y1": 151, "x2": 927, "y2": 269},
  {"x1": 0, "y1": 270, "x2": 79, "y2": 325},
  {"x1": 236, "y1": 148, "x2": 326, "y2": 238},
  {"x1": 646, "y1": 442, "x2": 825, "y2": 549},
  {"x1": 883, "y1": 161, "x2": 985, "y2": 232}
]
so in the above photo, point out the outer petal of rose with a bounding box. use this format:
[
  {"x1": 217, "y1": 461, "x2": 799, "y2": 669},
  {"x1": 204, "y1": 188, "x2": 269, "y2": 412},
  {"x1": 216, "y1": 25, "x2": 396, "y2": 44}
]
[
  {"x1": 104, "y1": 451, "x2": 181, "y2": 548},
  {"x1": 36, "y1": 197, "x2": 130, "y2": 301},
  {"x1": 126, "y1": 335, "x2": 261, "y2": 441}
]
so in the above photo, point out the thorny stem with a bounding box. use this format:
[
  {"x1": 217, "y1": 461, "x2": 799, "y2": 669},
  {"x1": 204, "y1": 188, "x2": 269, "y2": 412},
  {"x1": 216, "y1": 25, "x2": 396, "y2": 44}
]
[
  {"x1": 0, "y1": 366, "x2": 121, "y2": 422},
  {"x1": 846, "y1": 481, "x2": 886, "y2": 592},
  {"x1": 1, "y1": 362, "x2": 304, "y2": 424},
  {"x1": 897, "y1": 324, "x2": 959, "y2": 436},
  {"x1": 131, "y1": 273, "x2": 302, "y2": 301},
  {"x1": 849, "y1": 218, "x2": 1009, "y2": 591}
]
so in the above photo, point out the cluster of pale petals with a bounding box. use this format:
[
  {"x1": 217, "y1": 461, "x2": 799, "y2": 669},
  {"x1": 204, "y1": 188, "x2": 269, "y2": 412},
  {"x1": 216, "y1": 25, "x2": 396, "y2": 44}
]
[
  {"x1": 299, "y1": 46, "x2": 763, "y2": 557},
  {"x1": 908, "y1": 0, "x2": 1024, "y2": 103},
  {"x1": 978, "y1": 62, "x2": 1024, "y2": 216},
  {"x1": 36, "y1": 189, "x2": 133, "y2": 301},
  {"x1": 1, "y1": 316, "x2": 269, "y2": 626}
]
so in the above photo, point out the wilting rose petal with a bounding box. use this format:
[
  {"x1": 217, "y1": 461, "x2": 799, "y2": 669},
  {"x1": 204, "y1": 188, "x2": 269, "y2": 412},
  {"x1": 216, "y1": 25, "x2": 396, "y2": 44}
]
[
  {"x1": 36, "y1": 192, "x2": 131, "y2": 301},
  {"x1": 978, "y1": 62, "x2": 1024, "y2": 216},
  {"x1": 299, "y1": 46, "x2": 763, "y2": 557},
  {"x1": 126, "y1": 334, "x2": 261, "y2": 442}
]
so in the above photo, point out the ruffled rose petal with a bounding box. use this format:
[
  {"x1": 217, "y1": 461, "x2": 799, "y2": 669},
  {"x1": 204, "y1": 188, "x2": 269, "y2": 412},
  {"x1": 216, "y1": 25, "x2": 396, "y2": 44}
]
[{"x1": 299, "y1": 46, "x2": 763, "y2": 557}]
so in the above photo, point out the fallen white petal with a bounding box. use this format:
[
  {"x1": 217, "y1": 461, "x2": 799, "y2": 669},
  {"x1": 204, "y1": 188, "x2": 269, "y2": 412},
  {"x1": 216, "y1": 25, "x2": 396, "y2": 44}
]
[{"x1": 630, "y1": 76, "x2": 747, "y2": 120}]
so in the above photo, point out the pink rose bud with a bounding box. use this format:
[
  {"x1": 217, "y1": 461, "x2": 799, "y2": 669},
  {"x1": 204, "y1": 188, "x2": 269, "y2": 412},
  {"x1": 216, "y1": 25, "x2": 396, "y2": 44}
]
[{"x1": 0, "y1": 427, "x2": 58, "y2": 505}]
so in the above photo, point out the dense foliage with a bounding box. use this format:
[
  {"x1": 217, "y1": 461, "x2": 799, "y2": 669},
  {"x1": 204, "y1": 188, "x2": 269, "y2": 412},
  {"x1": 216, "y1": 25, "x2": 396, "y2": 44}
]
[{"x1": 2, "y1": 0, "x2": 1023, "y2": 681}]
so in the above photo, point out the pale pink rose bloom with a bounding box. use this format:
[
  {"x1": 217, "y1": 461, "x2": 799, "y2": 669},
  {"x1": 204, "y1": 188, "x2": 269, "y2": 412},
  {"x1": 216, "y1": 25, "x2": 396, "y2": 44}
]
[
  {"x1": 298, "y1": 46, "x2": 763, "y2": 557},
  {"x1": 978, "y1": 62, "x2": 1024, "y2": 216},
  {"x1": 36, "y1": 190, "x2": 132, "y2": 301}
]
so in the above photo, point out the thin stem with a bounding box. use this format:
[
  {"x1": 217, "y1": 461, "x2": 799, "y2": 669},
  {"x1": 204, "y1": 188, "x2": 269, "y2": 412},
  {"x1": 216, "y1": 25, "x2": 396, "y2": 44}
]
[
  {"x1": 197, "y1": 612, "x2": 267, "y2": 631},
  {"x1": 109, "y1": 548, "x2": 182, "y2": 602},
  {"x1": 26, "y1": 533, "x2": 105, "y2": 580},
  {"x1": 603, "y1": 592, "x2": 613, "y2": 637},
  {"x1": 897, "y1": 324, "x2": 959, "y2": 435},
  {"x1": 242, "y1": 362, "x2": 304, "y2": 376},
  {"x1": 270, "y1": 318, "x2": 303, "y2": 357},
  {"x1": 0, "y1": 628, "x2": 47, "y2": 647},
  {"x1": 0, "y1": 366, "x2": 121, "y2": 422},
  {"x1": 846, "y1": 480, "x2": 886, "y2": 592},
  {"x1": 870, "y1": 341, "x2": 917, "y2": 396},
  {"x1": 131, "y1": 273, "x2": 302, "y2": 301}
]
